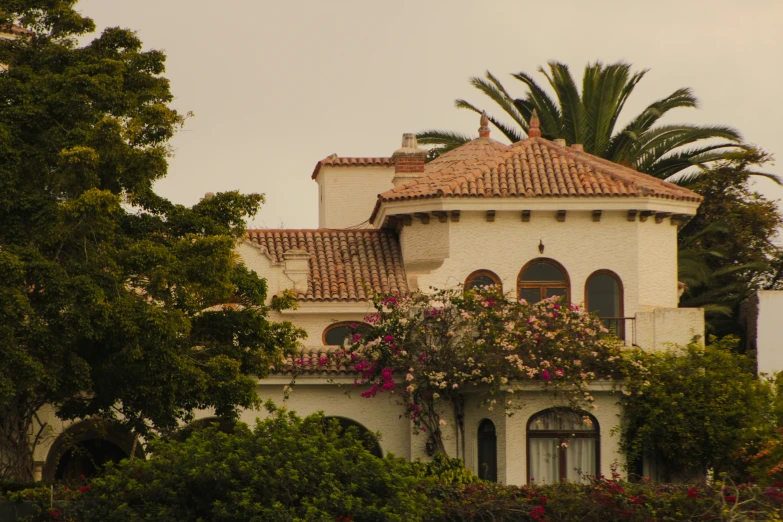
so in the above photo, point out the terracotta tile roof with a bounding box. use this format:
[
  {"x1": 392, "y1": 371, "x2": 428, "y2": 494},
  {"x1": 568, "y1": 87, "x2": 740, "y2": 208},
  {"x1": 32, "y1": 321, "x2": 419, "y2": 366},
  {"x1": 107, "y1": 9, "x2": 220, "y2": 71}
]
[
  {"x1": 0, "y1": 25, "x2": 34, "y2": 36},
  {"x1": 312, "y1": 154, "x2": 394, "y2": 179},
  {"x1": 246, "y1": 229, "x2": 408, "y2": 301},
  {"x1": 274, "y1": 347, "x2": 353, "y2": 375},
  {"x1": 371, "y1": 137, "x2": 701, "y2": 221}
]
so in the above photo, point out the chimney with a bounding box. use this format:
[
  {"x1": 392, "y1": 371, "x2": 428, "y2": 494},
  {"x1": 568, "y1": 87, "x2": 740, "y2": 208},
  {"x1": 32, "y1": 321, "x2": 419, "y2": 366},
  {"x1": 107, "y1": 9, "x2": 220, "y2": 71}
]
[{"x1": 392, "y1": 133, "x2": 426, "y2": 187}]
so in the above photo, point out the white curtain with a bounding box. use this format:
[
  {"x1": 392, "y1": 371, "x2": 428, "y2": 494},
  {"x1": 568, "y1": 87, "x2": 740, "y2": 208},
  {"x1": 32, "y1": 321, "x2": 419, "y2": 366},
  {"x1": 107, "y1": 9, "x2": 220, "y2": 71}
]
[
  {"x1": 529, "y1": 438, "x2": 559, "y2": 484},
  {"x1": 566, "y1": 438, "x2": 596, "y2": 483}
]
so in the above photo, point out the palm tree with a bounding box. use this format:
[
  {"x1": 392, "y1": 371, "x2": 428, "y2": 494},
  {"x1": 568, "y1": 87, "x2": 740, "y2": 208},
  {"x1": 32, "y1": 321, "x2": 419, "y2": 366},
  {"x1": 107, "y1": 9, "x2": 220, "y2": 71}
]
[{"x1": 419, "y1": 61, "x2": 744, "y2": 180}]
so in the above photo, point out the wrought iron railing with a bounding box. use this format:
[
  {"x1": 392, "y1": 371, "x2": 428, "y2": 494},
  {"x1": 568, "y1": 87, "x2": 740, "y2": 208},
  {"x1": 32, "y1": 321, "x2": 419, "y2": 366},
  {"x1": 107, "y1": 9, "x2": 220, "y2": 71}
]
[{"x1": 601, "y1": 317, "x2": 636, "y2": 346}]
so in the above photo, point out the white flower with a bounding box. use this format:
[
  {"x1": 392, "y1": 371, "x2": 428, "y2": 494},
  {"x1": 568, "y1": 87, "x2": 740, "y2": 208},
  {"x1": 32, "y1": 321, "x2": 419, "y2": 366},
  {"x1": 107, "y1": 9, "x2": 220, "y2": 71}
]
[{"x1": 439, "y1": 419, "x2": 447, "y2": 426}]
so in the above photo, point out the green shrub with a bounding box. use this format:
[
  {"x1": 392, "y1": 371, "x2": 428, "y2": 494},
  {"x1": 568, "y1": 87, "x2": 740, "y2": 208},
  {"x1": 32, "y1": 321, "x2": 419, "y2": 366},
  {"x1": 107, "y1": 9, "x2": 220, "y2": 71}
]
[
  {"x1": 620, "y1": 337, "x2": 774, "y2": 481},
  {"x1": 74, "y1": 404, "x2": 436, "y2": 522}
]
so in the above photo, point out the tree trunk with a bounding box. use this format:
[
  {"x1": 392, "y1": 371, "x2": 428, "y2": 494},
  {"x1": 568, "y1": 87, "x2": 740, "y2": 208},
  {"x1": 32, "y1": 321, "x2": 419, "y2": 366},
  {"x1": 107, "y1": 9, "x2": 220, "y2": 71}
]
[{"x1": 0, "y1": 399, "x2": 44, "y2": 481}]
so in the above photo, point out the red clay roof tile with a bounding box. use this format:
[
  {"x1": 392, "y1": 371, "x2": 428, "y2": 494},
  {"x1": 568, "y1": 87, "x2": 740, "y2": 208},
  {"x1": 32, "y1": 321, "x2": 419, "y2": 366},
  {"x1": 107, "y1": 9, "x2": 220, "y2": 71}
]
[
  {"x1": 246, "y1": 229, "x2": 408, "y2": 302},
  {"x1": 311, "y1": 154, "x2": 394, "y2": 179},
  {"x1": 371, "y1": 137, "x2": 701, "y2": 221}
]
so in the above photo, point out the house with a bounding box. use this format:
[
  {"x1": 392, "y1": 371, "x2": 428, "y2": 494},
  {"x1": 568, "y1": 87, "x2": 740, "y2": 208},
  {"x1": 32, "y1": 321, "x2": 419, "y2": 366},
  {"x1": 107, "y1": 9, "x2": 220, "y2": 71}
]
[{"x1": 36, "y1": 113, "x2": 705, "y2": 485}]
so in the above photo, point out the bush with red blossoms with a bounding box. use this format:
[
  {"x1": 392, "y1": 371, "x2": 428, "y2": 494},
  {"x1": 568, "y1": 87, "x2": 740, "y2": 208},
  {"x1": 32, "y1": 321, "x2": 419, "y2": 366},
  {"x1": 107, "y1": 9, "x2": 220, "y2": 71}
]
[
  {"x1": 428, "y1": 475, "x2": 783, "y2": 521},
  {"x1": 310, "y1": 286, "x2": 633, "y2": 455}
]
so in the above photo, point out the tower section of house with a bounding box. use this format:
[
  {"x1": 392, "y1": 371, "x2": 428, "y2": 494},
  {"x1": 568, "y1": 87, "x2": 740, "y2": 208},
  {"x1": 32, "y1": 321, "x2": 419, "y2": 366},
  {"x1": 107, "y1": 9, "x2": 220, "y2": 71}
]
[{"x1": 369, "y1": 115, "x2": 704, "y2": 349}]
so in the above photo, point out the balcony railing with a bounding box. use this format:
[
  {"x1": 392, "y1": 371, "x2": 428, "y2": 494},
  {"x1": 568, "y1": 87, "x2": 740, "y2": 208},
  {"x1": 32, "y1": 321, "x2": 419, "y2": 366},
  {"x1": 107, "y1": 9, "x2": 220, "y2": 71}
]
[{"x1": 601, "y1": 317, "x2": 636, "y2": 346}]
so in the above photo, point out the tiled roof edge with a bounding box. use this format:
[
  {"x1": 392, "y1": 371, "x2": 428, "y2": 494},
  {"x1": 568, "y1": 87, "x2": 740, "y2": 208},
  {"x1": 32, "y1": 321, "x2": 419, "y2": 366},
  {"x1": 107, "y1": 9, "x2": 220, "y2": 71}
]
[{"x1": 311, "y1": 155, "x2": 394, "y2": 180}]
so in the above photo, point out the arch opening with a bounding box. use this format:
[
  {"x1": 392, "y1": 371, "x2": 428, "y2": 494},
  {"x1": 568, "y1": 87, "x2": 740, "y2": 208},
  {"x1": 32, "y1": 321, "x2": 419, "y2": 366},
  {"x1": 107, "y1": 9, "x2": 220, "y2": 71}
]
[
  {"x1": 518, "y1": 259, "x2": 570, "y2": 304},
  {"x1": 43, "y1": 420, "x2": 143, "y2": 482},
  {"x1": 477, "y1": 419, "x2": 497, "y2": 482},
  {"x1": 527, "y1": 409, "x2": 599, "y2": 484},
  {"x1": 585, "y1": 270, "x2": 624, "y2": 339},
  {"x1": 323, "y1": 416, "x2": 383, "y2": 458}
]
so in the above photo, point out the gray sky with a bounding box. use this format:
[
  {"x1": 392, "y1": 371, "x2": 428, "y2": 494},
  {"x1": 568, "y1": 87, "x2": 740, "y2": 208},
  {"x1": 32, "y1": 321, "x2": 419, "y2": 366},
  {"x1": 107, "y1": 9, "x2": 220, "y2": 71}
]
[{"x1": 77, "y1": 0, "x2": 783, "y2": 229}]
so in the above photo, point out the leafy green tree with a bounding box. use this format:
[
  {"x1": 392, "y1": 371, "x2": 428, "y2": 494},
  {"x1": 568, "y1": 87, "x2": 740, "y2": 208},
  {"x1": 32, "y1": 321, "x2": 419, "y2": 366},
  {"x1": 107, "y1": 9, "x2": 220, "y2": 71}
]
[
  {"x1": 620, "y1": 337, "x2": 774, "y2": 481},
  {"x1": 76, "y1": 405, "x2": 434, "y2": 522},
  {"x1": 678, "y1": 149, "x2": 783, "y2": 336},
  {"x1": 419, "y1": 61, "x2": 742, "y2": 179},
  {"x1": 0, "y1": 2, "x2": 302, "y2": 480}
]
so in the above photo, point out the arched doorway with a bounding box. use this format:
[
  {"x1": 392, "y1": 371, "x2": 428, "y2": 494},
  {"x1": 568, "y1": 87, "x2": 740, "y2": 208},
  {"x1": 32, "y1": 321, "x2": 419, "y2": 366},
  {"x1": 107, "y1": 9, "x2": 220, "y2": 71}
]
[
  {"x1": 55, "y1": 439, "x2": 128, "y2": 481},
  {"x1": 323, "y1": 416, "x2": 383, "y2": 458},
  {"x1": 43, "y1": 420, "x2": 143, "y2": 482},
  {"x1": 477, "y1": 419, "x2": 497, "y2": 482}
]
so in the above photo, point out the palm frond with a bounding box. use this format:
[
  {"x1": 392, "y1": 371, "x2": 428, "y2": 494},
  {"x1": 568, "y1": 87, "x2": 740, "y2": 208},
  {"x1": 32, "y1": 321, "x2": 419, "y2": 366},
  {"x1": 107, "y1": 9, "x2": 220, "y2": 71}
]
[
  {"x1": 510, "y1": 71, "x2": 562, "y2": 136},
  {"x1": 630, "y1": 125, "x2": 742, "y2": 175},
  {"x1": 416, "y1": 130, "x2": 474, "y2": 149},
  {"x1": 606, "y1": 88, "x2": 704, "y2": 162},
  {"x1": 543, "y1": 61, "x2": 588, "y2": 146},
  {"x1": 466, "y1": 74, "x2": 526, "y2": 129},
  {"x1": 582, "y1": 62, "x2": 644, "y2": 156},
  {"x1": 454, "y1": 100, "x2": 524, "y2": 142},
  {"x1": 646, "y1": 144, "x2": 746, "y2": 181}
]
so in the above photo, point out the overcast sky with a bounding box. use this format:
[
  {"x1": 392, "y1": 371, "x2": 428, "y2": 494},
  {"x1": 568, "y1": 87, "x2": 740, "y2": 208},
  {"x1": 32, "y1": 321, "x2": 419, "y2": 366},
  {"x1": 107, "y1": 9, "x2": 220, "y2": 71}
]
[{"x1": 77, "y1": 0, "x2": 783, "y2": 229}]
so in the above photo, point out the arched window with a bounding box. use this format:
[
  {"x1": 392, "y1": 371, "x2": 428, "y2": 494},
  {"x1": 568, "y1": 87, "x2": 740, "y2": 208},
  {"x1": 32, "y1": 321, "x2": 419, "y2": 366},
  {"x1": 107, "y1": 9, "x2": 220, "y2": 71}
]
[
  {"x1": 518, "y1": 259, "x2": 570, "y2": 304},
  {"x1": 585, "y1": 270, "x2": 624, "y2": 339},
  {"x1": 323, "y1": 322, "x2": 370, "y2": 346},
  {"x1": 527, "y1": 409, "x2": 599, "y2": 484},
  {"x1": 477, "y1": 419, "x2": 498, "y2": 482},
  {"x1": 465, "y1": 270, "x2": 502, "y2": 292},
  {"x1": 323, "y1": 416, "x2": 383, "y2": 457}
]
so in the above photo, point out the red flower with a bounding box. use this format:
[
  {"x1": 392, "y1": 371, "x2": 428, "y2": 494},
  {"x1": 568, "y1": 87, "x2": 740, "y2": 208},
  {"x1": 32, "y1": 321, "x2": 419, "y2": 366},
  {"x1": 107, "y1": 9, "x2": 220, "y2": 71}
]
[
  {"x1": 529, "y1": 505, "x2": 546, "y2": 520},
  {"x1": 724, "y1": 494, "x2": 738, "y2": 503},
  {"x1": 687, "y1": 487, "x2": 699, "y2": 498},
  {"x1": 630, "y1": 495, "x2": 644, "y2": 504}
]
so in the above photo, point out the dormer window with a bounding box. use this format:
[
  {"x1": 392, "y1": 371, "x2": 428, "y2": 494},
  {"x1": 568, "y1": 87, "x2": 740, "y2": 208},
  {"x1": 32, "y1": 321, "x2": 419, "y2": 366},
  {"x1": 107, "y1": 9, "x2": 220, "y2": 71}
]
[
  {"x1": 465, "y1": 270, "x2": 501, "y2": 292},
  {"x1": 518, "y1": 259, "x2": 569, "y2": 304}
]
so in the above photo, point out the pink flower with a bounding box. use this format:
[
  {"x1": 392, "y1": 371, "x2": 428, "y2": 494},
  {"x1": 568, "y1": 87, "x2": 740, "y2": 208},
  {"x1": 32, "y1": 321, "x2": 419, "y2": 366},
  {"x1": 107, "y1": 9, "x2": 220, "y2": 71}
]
[
  {"x1": 555, "y1": 369, "x2": 564, "y2": 377},
  {"x1": 383, "y1": 335, "x2": 395, "y2": 343},
  {"x1": 541, "y1": 369, "x2": 551, "y2": 381}
]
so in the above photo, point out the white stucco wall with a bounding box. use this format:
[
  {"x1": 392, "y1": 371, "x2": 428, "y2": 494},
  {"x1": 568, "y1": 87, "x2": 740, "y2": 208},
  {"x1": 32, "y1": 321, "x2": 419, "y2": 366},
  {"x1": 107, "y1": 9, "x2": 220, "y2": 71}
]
[
  {"x1": 316, "y1": 165, "x2": 394, "y2": 229},
  {"x1": 756, "y1": 290, "x2": 783, "y2": 374},
  {"x1": 245, "y1": 378, "x2": 624, "y2": 486},
  {"x1": 397, "y1": 209, "x2": 702, "y2": 350},
  {"x1": 462, "y1": 387, "x2": 623, "y2": 485},
  {"x1": 402, "y1": 210, "x2": 676, "y2": 319}
]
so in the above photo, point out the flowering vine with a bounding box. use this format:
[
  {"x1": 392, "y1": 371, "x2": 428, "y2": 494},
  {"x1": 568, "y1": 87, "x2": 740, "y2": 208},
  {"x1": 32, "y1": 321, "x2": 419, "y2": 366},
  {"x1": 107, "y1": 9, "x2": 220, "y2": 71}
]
[{"x1": 294, "y1": 285, "x2": 633, "y2": 457}]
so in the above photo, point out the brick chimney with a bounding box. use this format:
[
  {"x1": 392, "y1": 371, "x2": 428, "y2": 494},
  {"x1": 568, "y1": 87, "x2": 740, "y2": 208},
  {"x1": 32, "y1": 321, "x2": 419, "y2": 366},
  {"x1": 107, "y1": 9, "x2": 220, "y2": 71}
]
[{"x1": 392, "y1": 133, "x2": 426, "y2": 188}]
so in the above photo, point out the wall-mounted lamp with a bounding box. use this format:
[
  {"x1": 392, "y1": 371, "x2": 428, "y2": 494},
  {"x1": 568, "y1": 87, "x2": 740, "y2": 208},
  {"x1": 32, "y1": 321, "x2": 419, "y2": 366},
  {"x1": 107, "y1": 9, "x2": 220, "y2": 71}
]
[{"x1": 538, "y1": 239, "x2": 545, "y2": 254}]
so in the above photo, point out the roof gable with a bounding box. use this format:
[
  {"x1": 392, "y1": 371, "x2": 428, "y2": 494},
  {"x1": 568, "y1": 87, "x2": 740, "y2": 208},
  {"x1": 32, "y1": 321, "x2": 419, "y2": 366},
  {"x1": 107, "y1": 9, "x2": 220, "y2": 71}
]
[
  {"x1": 246, "y1": 229, "x2": 408, "y2": 301},
  {"x1": 311, "y1": 154, "x2": 394, "y2": 179}
]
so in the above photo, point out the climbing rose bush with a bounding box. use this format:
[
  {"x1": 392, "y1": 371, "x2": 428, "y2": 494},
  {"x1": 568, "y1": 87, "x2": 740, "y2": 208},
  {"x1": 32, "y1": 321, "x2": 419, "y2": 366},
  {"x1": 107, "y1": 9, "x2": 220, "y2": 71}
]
[{"x1": 312, "y1": 286, "x2": 631, "y2": 453}]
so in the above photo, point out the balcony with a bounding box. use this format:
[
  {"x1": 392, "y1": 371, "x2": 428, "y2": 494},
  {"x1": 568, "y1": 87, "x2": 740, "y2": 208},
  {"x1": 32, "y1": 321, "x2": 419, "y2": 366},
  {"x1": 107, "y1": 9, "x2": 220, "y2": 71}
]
[{"x1": 602, "y1": 308, "x2": 704, "y2": 350}]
